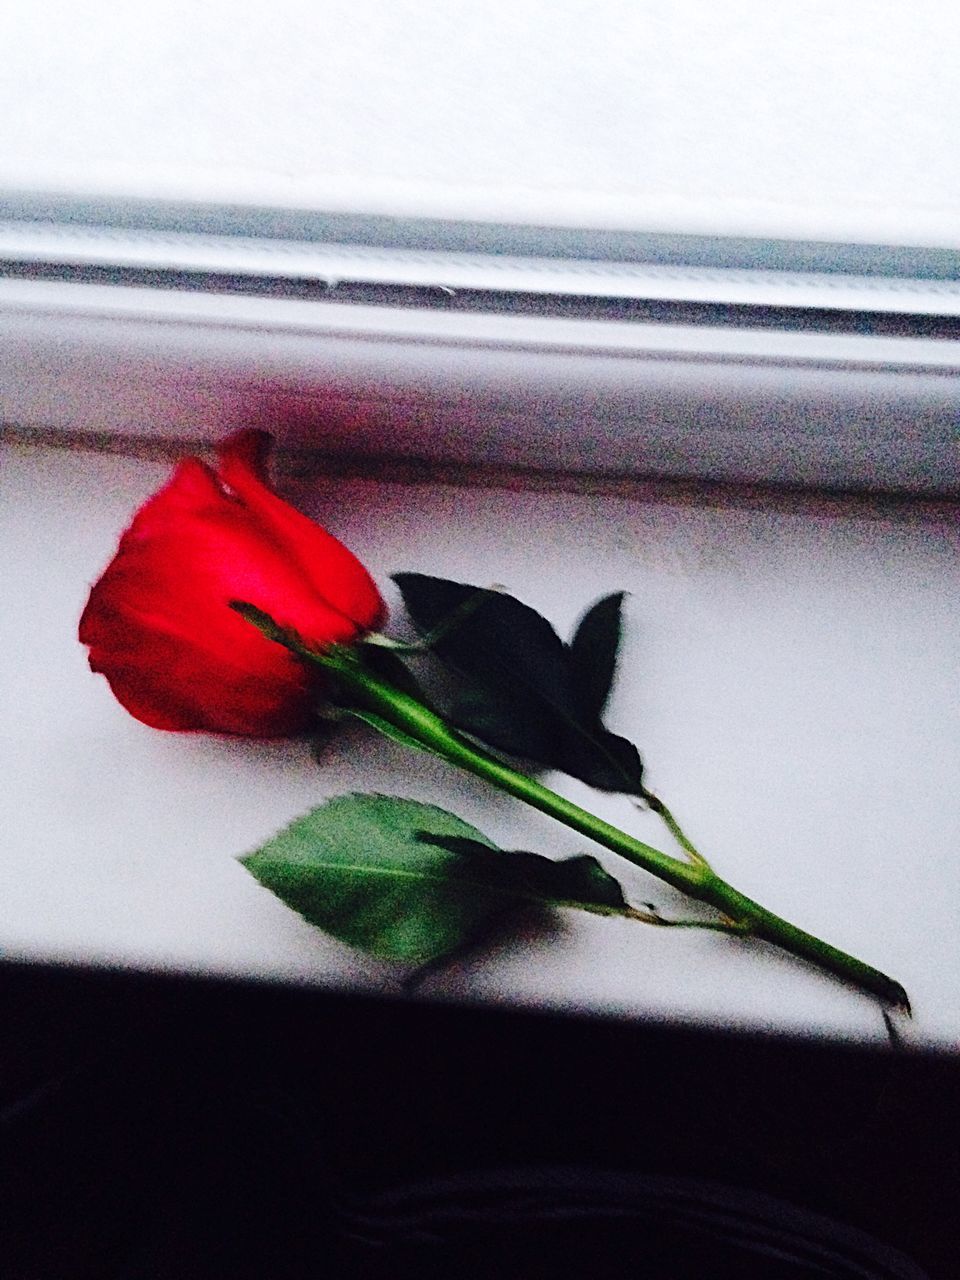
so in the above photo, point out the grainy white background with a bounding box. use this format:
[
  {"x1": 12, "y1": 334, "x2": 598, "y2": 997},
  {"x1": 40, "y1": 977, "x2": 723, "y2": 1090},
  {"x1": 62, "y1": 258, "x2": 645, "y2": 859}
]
[
  {"x1": 3, "y1": 438, "x2": 957, "y2": 1046},
  {"x1": 3, "y1": 0, "x2": 960, "y2": 243}
]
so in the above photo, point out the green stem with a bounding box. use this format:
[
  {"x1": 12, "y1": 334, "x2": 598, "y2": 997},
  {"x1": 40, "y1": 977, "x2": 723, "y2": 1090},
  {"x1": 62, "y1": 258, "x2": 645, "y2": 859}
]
[
  {"x1": 639, "y1": 788, "x2": 710, "y2": 868},
  {"x1": 316, "y1": 647, "x2": 909, "y2": 1012}
]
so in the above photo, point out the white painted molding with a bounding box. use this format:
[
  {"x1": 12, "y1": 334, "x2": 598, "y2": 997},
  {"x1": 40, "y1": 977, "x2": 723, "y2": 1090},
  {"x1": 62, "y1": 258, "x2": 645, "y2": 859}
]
[{"x1": 2, "y1": 277, "x2": 958, "y2": 493}]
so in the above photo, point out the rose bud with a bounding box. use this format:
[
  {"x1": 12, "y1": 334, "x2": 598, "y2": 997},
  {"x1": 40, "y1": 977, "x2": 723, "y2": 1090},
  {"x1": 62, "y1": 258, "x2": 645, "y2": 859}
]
[{"x1": 79, "y1": 429, "x2": 386, "y2": 735}]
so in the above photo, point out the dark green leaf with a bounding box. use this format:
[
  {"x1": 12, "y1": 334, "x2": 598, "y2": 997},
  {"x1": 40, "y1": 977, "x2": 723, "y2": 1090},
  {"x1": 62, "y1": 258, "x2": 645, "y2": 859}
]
[
  {"x1": 240, "y1": 793, "x2": 632, "y2": 965},
  {"x1": 451, "y1": 681, "x2": 559, "y2": 762},
  {"x1": 417, "y1": 835, "x2": 629, "y2": 914},
  {"x1": 355, "y1": 642, "x2": 433, "y2": 707},
  {"x1": 561, "y1": 726, "x2": 645, "y2": 795},
  {"x1": 393, "y1": 572, "x2": 586, "y2": 762},
  {"x1": 393, "y1": 573, "x2": 576, "y2": 733},
  {"x1": 230, "y1": 600, "x2": 298, "y2": 648},
  {"x1": 568, "y1": 593, "x2": 625, "y2": 721},
  {"x1": 393, "y1": 573, "x2": 645, "y2": 796}
]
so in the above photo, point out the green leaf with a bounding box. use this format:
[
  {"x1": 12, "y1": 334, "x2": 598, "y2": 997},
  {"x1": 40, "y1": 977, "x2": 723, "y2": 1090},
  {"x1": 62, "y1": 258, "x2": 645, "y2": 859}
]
[
  {"x1": 451, "y1": 680, "x2": 559, "y2": 762},
  {"x1": 568, "y1": 593, "x2": 625, "y2": 721},
  {"x1": 417, "y1": 835, "x2": 629, "y2": 915},
  {"x1": 240, "y1": 793, "x2": 631, "y2": 965},
  {"x1": 392, "y1": 574, "x2": 576, "y2": 759},
  {"x1": 392, "y1": 574, "x2": 644, "y2": 796},
  {"x1": 354, "y1": 643, "x2": 433, "y2": 706},
  {"x1": 230, "y1": 600, "x2": 298, "y2": 647},
  {"x1": 562, "y1": 727, "x2": 645, "y2": 795}
]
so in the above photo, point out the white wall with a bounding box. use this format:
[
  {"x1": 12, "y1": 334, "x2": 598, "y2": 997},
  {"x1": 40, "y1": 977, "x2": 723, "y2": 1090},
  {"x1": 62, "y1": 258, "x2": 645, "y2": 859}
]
[{"x1": 4, "y1": 1, "x2": 960, "y2": 244}]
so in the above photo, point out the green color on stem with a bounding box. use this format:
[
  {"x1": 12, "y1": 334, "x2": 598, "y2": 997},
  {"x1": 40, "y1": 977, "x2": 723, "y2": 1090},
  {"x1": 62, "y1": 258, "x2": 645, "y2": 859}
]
[{"x1": 310, "y1": 646, "x2": 909, "y2": 1012}]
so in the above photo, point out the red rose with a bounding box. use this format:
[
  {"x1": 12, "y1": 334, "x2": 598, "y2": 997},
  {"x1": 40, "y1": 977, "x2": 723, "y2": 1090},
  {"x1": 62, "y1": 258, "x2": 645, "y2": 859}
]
[{"x1": 79, "y1": 430, "x2": 386, "y2": 735}]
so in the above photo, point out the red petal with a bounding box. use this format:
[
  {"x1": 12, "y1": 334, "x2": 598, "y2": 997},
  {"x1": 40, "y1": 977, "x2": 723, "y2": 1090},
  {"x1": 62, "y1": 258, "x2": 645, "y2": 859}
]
[
  {"x1": 79, "y1": 431, "x2": 386, "y2": 736},
  {"x1": 216, "y1": 430, "x2": 386, "y2": 634},
  {"x1": 80, "y1": 565, "x2": 318, "y2": 735}
]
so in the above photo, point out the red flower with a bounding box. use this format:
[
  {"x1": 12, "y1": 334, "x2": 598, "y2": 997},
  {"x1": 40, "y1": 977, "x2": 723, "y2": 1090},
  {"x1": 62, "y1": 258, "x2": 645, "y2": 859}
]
[{"x1": 79, "y1": 430, "x2": 386, "y2": 735}]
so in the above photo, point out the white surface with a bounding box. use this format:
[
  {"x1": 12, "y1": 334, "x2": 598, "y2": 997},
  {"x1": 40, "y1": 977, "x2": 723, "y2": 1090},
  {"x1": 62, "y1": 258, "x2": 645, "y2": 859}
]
[
  {"x1": 2, "y1": 438, "x2": 958, "y2": 1046},
  {"x1": 4, "y1": 1, "x2": 960, "y2": 245}
]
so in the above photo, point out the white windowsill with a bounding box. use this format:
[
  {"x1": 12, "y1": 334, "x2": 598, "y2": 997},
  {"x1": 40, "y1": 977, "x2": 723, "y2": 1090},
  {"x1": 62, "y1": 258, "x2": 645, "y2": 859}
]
[{"x1": 2, "y1": 434, "x2": 957, "y2": 1049}]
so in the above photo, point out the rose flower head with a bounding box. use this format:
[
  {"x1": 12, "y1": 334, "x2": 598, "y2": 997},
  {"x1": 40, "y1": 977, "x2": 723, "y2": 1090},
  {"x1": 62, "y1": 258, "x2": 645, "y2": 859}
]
[{"x1": 79, "y1": 430, "x2": 386, "y2": 735}]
